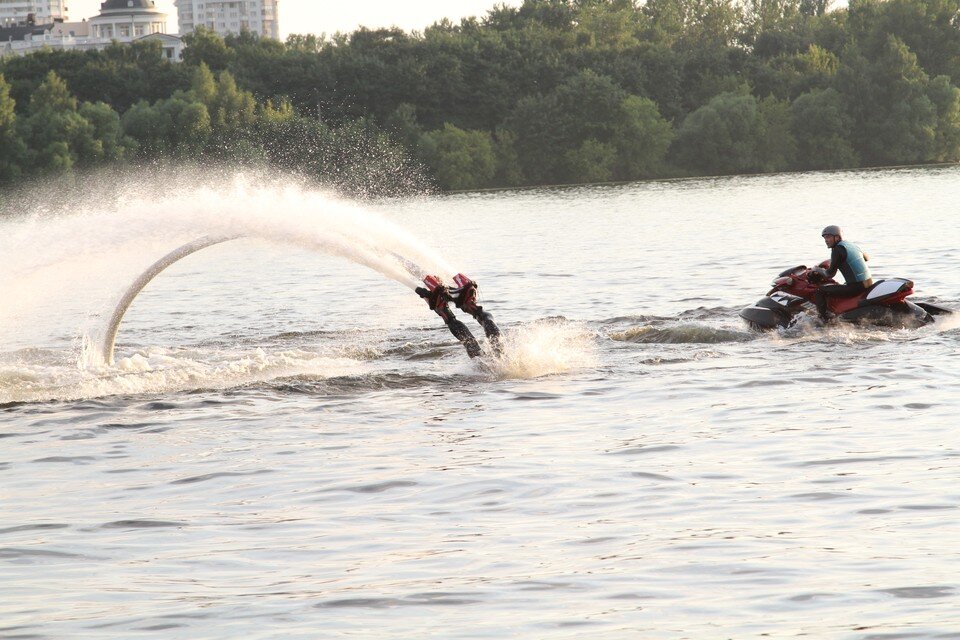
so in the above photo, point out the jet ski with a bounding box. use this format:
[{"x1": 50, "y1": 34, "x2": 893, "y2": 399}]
[{"x1": 740, "y1": 263, "x2": 953, "y2": 330}]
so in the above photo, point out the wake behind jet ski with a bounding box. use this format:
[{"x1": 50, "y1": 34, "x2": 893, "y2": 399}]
[
  {"x1": 416, "y1": 273, "x2": 503, "y2": 358},
  {"x1": 739, "y1": 263, "x2": 952, "y2": 330}
]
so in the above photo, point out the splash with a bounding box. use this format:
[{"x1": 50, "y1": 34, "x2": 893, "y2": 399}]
[
  {"x1": 486, "y1": 319, "x2": 598, "y2": 379},
  {"x1": 0, "y1": 171, "x2": 455, "y2": 366},
  {"x1": 0, "y1": 345, "x2": 369, "y2": 405},
  {"x1": 932, "y1": 311, "x2": 960, "y2": 333}
]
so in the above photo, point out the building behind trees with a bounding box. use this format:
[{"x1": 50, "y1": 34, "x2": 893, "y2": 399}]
[
  {"x1": 175, "y1": 0, "x2": 279, "y2": 40},
  {"x1": 0, "y1": 0, "x2": 66, "y2": 27}
]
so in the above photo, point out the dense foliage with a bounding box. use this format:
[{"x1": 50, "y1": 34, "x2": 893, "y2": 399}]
[{"x1": 2, "y1": 0, "x2": 960, "y2": 192}]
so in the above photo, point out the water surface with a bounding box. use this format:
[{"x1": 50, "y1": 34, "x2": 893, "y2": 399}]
[{"x1": 1, "y1": 167, "x2": 959, "y2": 638}]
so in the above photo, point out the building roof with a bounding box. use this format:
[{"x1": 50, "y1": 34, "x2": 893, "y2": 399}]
[
  {"x1": 135, "y1": 32, "x2": 181, "y2": 42},
  {"x1": 100, "y1": 0, "x2": 158, "y2": 11},
  {"x1": 0, "y1": 23, "x2": 54, "y2": 42}
]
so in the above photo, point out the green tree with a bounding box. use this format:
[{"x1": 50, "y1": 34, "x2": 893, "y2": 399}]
[
  {"x1": 0, "y1": 74, "x2": 26, "y2": 182},
  {"x1": 838, "y1": 36, "x2": 937, "y2": 165},
  {"x1": 210, "y1": 70, "x2": 257, "y2": 132},
  {"x1": 565, "y1": 138, "x2": 617, "y2": 183},
  {"x1": 670, "y1": 91, "x2": 763, "y2": 174},
  {"x1": 182, "y1": 26, "x2": 236, "y2": 71},
  {"x1": 790, "y1": 87, "x2": 858, "y2": 169},
  {"x1": 419, "y1": 123, "x2": 496, "y2": 190},
  {"x1": 30, "y1": 69, "x2": 77, "y2": 112},
  {"x1": 173, "y1": 101, "x2": 213, "y2": 156},
  {"x1": 755, "y1": 95, "x2": 797, "y2": 171},
  {"x1": 79, "y1": 101, "x2": 134, "y2": 161},
  {"x1": 121, "y1": 100, "x2": 171, "y2": 155},
  {"x1": 614, "y1": 95, "x2": 674, "y2": 178},
  {"x1": 190, "y1": 63, "x2": 218, "y2": 105},
  {"x1": 927, "y1": 74, "x2": 960, "y2": 161},
  {"x1": 384, "y1": 102, "x2": 424, "y2": 151},
  {"x1": 18, "y1": 71, "x2": 101, "y2": 173},
  {"x1": 492, "y1": 127, "x2": 524, "y2": 186},
  {"x1": 848, "y1": 0, "x2": 960, "y2": 84},
  {"x1": 506, "y1": 70, "x2": 629, "y2": 183}
]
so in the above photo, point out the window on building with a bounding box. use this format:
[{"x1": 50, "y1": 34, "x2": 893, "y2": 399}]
[{"x1": 119, "y1": 24, "x2": 130, "y2": 37}]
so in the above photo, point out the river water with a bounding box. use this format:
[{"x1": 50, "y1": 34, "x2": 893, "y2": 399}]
[{"x1": 1, "y1": 167, "x2": 959, "y2": 639}]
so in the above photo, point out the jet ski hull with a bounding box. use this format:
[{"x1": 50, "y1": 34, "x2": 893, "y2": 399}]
[{"x1": 739, "y1": 265, "x2": 951, "y2": 331}]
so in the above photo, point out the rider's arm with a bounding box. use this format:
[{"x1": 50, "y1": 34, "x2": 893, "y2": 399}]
[{"x1": 825, "y1": 245, "x2": 844, "y2": 278}]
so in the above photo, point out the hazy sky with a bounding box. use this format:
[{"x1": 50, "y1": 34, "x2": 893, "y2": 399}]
[{"x1": 66, "y1": 1, "x2": 521, "y2": 39}]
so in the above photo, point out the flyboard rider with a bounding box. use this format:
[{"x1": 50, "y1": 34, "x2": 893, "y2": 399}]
[
  {"x1": 812, "y1": 225, "x2": 874, "y2": 322},
  {"x1": 415, "y1": 274, "x2": 502, "y2": 358}
]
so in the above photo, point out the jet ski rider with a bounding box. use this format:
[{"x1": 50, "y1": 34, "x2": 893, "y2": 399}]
[{"x1": 813, "y1": 225, "x2": 874, "y2": 321}]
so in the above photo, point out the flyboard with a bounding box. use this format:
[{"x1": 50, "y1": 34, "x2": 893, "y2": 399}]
[{"x1": 387, "y1": 250, "x2": 503, "y2": 358}]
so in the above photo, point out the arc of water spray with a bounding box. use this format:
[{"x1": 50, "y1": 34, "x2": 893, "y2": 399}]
[{"x1": 99, "y1": 235, "x2": 240, "y2": 366}]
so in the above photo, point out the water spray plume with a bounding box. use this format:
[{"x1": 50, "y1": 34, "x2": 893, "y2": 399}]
[
  {"x1": 1, "y1": 170, "x2": 455, "y2": 369},
  {"x1": 488, "y1": 320, "x2": 598, "y2": 379}
]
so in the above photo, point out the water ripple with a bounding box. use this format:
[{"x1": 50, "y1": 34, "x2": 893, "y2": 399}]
[
  {"x1": 322, "y1": 480, "x2": 419, "y2": 494},
  {"x1": 797, "y1": 456, "x2": 917, "y2": 467},
  {"x1": 169, "y1": 470, "x2": 272, "y2": 485},
  {"x1": 0, "y1": 524, "x2": 69, "y2": 535},
  {"x1": 98, "y1": 520, "x2": 186, "y2": 529},
  {"x1": 315, "y1": 593, "x2": 480, "y2": 609},
  {"x1": 0, "y1": 547, "x2": 86, "y2": 560},
  {"x1": 608, "y1": 445, "x2": 681, "y2": 456},
  {"x1": 877, "y1": 586, "x2": 954, "y2": 599}
]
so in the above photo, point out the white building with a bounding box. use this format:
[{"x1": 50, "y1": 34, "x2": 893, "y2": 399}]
[
  {"x1": 175, "y1": 0, "x2": 280, "y2": 40},
  {"x1": 0, "y1": 0, "x2": 183, "y2": 60},
  {"x1": 89, "y1": 0, "x2": 168, "y2": 40},
  {"x1": 0, "y1": 0, "x2": 66, "y2": 27}
]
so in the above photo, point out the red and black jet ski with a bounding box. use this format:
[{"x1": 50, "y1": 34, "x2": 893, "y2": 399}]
[{"x1": 740, "y1": 263, "x2": 953, "y2": 330}]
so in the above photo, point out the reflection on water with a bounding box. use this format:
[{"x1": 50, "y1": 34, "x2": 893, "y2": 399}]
[{"x1": 1, "y1": 167, "x2": 959, "y2": 638}]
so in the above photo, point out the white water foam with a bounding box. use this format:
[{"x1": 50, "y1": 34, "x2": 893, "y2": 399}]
[
  {"x1": 0, "y1": 345, "x2": 369, "y2": 404},
  {"x1": 932, "y1": 311, "x2": 960, "y2": 333},
  {"x1": 486, "y1": 319, "x2": 598, "y2": 380}
]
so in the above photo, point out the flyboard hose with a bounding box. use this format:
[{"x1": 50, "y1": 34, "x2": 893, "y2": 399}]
[
  {"x1": 100, "y1": 237, "x2": 502, "y2": 366},
  {"x1": 100, "y1": 235, "x2": 240, "y2": 365}
]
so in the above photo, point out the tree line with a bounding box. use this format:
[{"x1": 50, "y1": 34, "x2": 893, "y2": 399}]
[{"x1": 2, "y1": 0, "x2": 960, "y2": 193}]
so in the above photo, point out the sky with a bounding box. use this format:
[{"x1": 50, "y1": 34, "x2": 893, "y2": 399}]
[{"x1": 66, "y1": 1, "x2": 521, "y2": 39}]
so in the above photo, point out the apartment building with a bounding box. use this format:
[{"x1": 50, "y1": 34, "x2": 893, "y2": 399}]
[
  {"x1": 0, "y1": 0, "x2": 67, "y2": 26},
  {"x1": 0, "y1": 0, "x2": 182, "y2": 61},
  {"x1": 175, "y1": 0, "x2": 279, "y2": 39}
]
